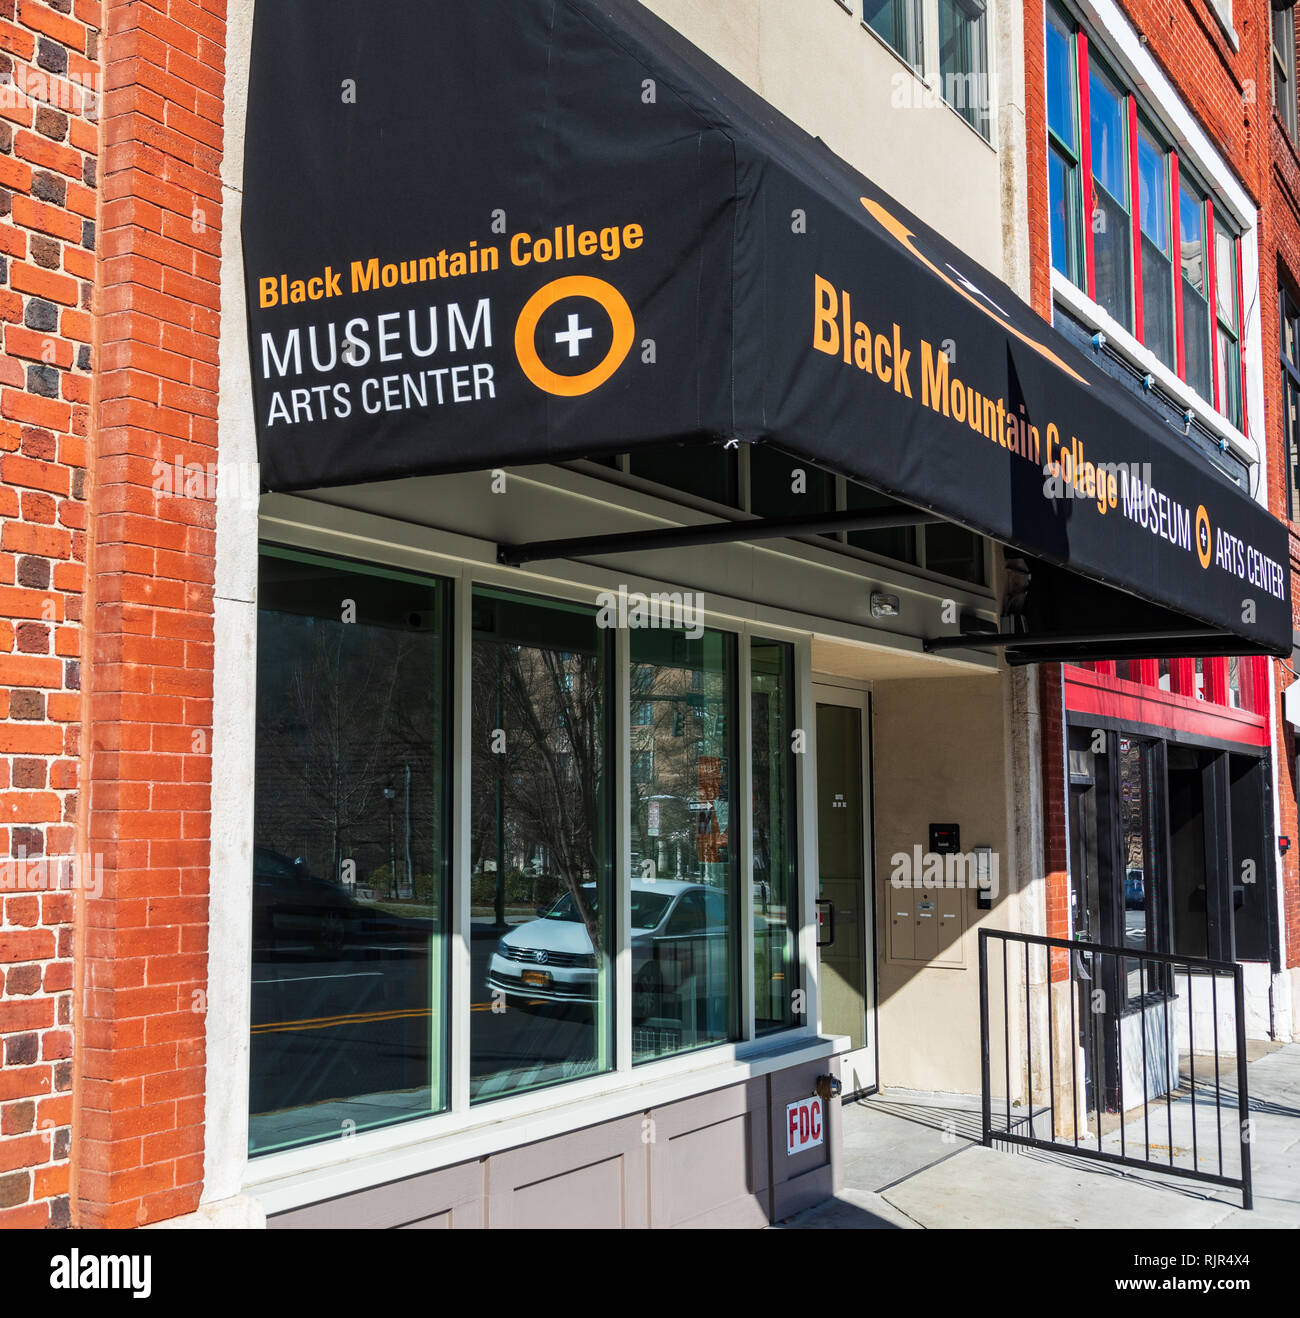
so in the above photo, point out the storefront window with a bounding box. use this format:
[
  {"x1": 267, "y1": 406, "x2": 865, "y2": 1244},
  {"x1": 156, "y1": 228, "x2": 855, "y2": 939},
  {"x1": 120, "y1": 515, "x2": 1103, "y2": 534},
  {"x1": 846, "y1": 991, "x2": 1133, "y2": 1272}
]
[
  {"x1": 250, "y1": 548, "x2": 450, "y2": 1153},
  {"x1": 752, "y1": 640, "x2": 798, "y2": 1033},
  {"x1": 749, "y1": 445, "x2": 834, "y2": 522},
  {"x1": 470, "y1": 588, "x2": 613, "y2": 1102},
  {"x1": 630, "y1": 628, "x2": 738, "y2": 1061},
  {"x1": 845, "y1": 480, "x2": 918, "y2": 565},
  {"x1": 628, "y1": 444, "x2": 738, "y2": 508},
  {"x1": 1118, "y1": 736, "x2": 1162, "y2": 1002},
  {"x1": 924, "y1": 521, "x2": 986, "y2": 584}
]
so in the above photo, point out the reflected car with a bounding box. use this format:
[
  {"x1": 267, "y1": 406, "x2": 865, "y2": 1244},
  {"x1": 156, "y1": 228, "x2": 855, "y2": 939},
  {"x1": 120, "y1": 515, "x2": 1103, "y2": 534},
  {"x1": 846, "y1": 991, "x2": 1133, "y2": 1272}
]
[
  {"x1": 252, "y1": 846, "x2": 370, "y2": 958},
  {"x1": 487, "y1": 879, "x2": 729, "y2": 1018},
  {"x1": 1124, "y1": 868, "x2": 1145, "y2": 909}
]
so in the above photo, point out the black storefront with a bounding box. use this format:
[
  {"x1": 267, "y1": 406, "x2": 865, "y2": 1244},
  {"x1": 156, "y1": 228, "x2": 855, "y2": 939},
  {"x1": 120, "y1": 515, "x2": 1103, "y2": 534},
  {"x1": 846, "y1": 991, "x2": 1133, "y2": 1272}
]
[{"x1": 234, "y1": 0, "x2": 1293, "y2": 1219}]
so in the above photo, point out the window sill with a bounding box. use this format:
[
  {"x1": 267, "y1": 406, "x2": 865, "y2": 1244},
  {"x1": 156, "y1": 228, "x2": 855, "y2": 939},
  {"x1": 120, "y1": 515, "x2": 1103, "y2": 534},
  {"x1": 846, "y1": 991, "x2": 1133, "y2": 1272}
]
[
  {"x1": 1050, "y1": 270, "x2": 1257, "y2": 470},
  {"x1": 243, "y1": 1029, "x2": 842, "y2": 1216}
]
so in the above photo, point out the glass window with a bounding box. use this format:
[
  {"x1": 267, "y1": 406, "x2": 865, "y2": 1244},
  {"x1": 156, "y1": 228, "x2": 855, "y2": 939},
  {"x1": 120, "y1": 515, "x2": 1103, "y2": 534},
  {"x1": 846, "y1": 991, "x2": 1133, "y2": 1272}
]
[
  {"x1": 1046, "y1": 8, "x2": 1076, "y2": 150},
  {"x1": 1281, "y1": 285, "x2": 1300, "y2": 520},
  {"x1": 749, "y1": 445, "x2": 835, "y2": 522},
  {"x1": 1214, "y1": 220, "x2": 1241, "y2": 427},
  {"x1": 250, "y1": 548, "x2": 450, "y2": 1154},
  {"x1": 1046, "y1": 8, "x2": 1083, "y2": 284},
  {"x1": 630, "y1": 628, "x2": 738, "y2": 1062},
  {"x1": 1088, "y1": 67, "x2": 1132, "y2": 330},
  {"x1": 845, "y1": 481, "x2": 918, "y2": 564},
  {"x1": 1275, "y1": 7, "x2": 1298, "y2": 140},
  {"x1": 1136, "y1": 126, "x2": 1175, "y2": 369},
  {"x1": 864, "y1": 0, "x2": 923, "y2": 71},
  {"x1": 939, "y1": 0, "x2": 989, "y2": 139},
  {"x1": 471, "y1": 587, "x2": 613, "y2": 1102},
  {"x1": 1179, "y1": 182, "x2": 1213, "y2": 402},
  {"x1": 1118, "y1": 736, "x2": 1162, "y2": 1002},
  {"x1": 751, "y1": 640, "x2": 798, "y2": 1033},
  {"x1": 627, "y1": 444, "x2": 738, "y2": 508},
  {"x1": 924, "y1": 521, "x2": 985, "y2": 584}
]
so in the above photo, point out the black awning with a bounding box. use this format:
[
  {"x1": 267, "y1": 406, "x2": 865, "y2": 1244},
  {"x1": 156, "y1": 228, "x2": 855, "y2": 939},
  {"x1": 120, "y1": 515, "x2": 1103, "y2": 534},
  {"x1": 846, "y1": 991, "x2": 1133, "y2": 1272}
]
[{"x1": 241, "y1": 0, "x2": 1291, "y2": 658}]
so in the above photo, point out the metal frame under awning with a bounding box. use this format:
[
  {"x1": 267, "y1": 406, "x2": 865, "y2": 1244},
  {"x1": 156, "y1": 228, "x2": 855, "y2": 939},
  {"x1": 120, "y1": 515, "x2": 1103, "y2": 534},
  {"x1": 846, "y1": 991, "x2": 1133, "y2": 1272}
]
[{"x1": 497, "y1": 505, "x2": 941, "y2": 566}]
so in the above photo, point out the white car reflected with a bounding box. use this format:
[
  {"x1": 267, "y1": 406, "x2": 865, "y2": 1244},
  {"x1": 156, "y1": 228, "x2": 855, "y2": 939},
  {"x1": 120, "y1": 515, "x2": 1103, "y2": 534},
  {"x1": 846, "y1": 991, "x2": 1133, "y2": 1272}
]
[{"x1": 486, "y1": 879, "x2": 730, "y2": 1017}]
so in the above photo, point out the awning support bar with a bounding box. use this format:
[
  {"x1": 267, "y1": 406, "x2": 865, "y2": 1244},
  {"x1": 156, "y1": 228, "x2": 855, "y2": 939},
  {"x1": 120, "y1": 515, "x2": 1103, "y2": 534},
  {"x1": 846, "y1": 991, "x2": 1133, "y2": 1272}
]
[
  {"x1": 499, "y1": 507, "x2": 941, "y2": 567},
  {"x1": 924, "y1": 628, "x2": 1225, "y2": 654}
]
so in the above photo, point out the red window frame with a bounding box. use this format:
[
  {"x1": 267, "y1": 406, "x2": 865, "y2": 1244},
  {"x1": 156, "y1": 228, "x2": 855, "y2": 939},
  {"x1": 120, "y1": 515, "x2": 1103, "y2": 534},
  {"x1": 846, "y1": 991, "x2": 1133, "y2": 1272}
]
[{"x1": 1048, "y1": 5, "x2": 1244, "y2": 427}]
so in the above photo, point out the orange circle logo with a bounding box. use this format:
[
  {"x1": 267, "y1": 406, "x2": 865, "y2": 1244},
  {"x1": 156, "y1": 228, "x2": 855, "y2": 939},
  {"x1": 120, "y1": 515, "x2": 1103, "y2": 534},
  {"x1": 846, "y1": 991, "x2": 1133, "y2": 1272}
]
[
  {"x1": 1195, "y1": 505, "x2": 1212, "y2": 570},
  {"x1": 514, "y1": 276, "x2": 635, "y2": 397}
]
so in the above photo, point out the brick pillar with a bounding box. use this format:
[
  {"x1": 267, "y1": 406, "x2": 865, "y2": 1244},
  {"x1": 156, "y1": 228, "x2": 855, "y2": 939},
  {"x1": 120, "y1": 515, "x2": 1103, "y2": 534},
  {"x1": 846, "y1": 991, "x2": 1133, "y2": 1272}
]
[
  {"x1": 0, "y1": 0, "x2": 103, "y2": 1231},
  {"x1": 73, "y1": 0, "x2": 224, "y2": 1229}
]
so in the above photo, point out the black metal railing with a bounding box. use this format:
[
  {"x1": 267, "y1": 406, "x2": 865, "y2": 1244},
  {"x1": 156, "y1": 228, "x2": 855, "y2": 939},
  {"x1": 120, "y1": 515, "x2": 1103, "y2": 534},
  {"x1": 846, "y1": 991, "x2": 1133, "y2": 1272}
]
[{"x1": 978, "y1": 928, "x2": 1252, "y2": 1209}]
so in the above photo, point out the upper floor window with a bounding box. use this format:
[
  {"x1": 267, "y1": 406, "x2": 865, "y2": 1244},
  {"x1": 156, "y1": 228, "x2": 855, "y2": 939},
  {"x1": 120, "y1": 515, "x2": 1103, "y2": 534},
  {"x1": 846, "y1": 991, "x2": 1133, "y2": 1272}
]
[
  {"x1": 1046, "y1": 7, "x2": 1084, "y2": 285},
  {"x1": 1275, "y1": 7, "x2": 1298, "y2": 140},
  {"x1": 1088, "y1": 61, "x2": 1132, "y2": 332},
  {"x1": 864, "y1": 0, "x2": 923, "y2": 71},
  {"x1": 1280, "y1": 284, "x2": 1300, "y2": 520},
  {"x1": 1178, "y1": 177, "x2": 1213, "y2": 403},
  {"x1": 1136, "y1": 122, "x2": 1175, "y2": 370},
  {"x1": 1213, "y1": 218, "x2": 1242, "y2": 428},
  {"x1": 938, "y1": 0, "x2": 990, "y2": 138},
  {"x1": 1045, "y1": 3, "x2": 1245, "y2": 431}
]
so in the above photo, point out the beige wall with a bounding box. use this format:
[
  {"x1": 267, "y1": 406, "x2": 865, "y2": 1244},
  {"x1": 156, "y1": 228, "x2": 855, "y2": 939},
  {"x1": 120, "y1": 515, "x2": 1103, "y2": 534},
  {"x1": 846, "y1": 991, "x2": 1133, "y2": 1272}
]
[
  {"x1": 639, "y1": 0, "x2": 1006, "y2": 271},
  {"x1": 871, "y1": 673, "x2": 1015, "y2": 1093}
]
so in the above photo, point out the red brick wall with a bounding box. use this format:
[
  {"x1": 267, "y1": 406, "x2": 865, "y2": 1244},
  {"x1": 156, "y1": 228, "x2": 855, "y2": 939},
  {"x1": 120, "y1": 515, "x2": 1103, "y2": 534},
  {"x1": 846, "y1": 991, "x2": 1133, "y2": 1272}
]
[
  {"x1": 1264, "y1": 7, "x2": 1300, "y2": 975},
  {"x1": 1, "y1": 0, "x2": 224, "y2": 1230},
  {"x1": 1025, "y1": 2, "x2": 1300, "y2": 979},
  {"x1": 0, "y1": 0, "x2": 100, "y2": 1231},
  {"x1": 74, "y1": 0, "x2": 223, "y2": 1229}
]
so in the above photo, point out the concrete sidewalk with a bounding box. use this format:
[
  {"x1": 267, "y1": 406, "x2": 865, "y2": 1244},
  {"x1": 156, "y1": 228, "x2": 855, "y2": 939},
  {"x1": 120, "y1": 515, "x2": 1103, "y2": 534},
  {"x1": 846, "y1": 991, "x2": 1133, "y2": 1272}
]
[{"x1": 775, "y1": 1043, "x2": 1300, "y2": 1229}]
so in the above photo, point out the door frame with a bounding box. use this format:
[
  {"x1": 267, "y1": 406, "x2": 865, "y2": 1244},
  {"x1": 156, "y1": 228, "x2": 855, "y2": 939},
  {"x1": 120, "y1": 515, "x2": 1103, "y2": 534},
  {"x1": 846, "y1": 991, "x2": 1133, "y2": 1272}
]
[{"x1": 813, "y1": 680, "x2": 878, "y2": 1096}]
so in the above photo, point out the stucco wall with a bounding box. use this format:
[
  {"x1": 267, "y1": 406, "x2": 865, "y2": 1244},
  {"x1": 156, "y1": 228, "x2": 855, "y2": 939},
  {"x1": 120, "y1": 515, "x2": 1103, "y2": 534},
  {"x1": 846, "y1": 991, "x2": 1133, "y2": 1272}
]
[{"x1": 871, "y1": 673, "x2": 1015, "y2": 1093}]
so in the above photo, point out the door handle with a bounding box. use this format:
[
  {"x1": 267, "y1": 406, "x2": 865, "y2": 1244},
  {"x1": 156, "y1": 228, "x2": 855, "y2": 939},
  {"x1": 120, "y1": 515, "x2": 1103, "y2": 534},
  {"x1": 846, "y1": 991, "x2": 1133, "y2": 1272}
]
[{"x1": 816, "y1": 898, "x2": 835, "y2": 948}]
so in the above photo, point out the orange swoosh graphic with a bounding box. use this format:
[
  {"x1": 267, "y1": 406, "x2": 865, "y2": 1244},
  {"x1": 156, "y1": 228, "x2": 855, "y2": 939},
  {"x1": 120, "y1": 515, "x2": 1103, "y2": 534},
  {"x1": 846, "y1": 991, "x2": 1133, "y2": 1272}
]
[{"x1": 861, "y1": 197, "x2": 1088, "y2": 385}]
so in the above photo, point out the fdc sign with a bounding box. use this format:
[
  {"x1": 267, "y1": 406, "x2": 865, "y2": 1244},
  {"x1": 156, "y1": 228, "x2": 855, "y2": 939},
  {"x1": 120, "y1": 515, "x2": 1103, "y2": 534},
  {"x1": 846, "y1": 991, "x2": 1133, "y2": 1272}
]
[{"x1": 786, "y1": 1097, "x2": 824, "y2": 1156}]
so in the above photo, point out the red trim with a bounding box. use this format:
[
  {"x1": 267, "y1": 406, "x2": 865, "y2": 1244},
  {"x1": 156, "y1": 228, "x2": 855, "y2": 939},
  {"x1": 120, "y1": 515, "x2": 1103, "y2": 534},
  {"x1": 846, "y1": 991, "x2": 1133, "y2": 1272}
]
[
  {"x1": 1064, "y1": 664, "x2": 1268, "y2": 748},
  {"x1": 1171, "y1": 152, "x2": 1185, "y2": 379},
  {"x1": 1128, "y1": 96, "x2": 1142, "y2": 340},
  {"x1": 1094, "y1": 660, "x2": 1117, "y2": 676},
  {"x1": 1205, "y1": 655, "x2": 1229, "y2": 705},
  {"x1": 1240, "y1": 655, "x2": 1267, "y2": 714},
  {"x1": 1078, "y1": 34, "x2": 1096, "y2": 301},
  {"x1": 1206, "y1": 197, "x2": 1220, "y2": 412},
  {"x1": 1235, "y1": 236, "x2": 1247, "y2": 432},
  {"x1": 1132, "y1": 658, "x2": 1159, "y2": 687},
  {"x1": 1169, "y1": 656, "x2": 1196, "y2": 697}
]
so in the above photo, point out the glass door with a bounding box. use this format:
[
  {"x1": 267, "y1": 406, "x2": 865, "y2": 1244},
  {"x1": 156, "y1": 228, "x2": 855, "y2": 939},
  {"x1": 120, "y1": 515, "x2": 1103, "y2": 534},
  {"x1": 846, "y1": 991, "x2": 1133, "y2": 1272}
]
[{"x1": 814, "y1": 685, "x2": 876, "y2": 1095}]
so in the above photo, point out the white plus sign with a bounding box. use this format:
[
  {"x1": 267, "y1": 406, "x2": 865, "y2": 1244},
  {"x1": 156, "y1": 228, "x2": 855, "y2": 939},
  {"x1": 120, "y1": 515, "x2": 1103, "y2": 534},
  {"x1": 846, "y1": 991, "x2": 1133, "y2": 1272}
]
[{"x1": 555, "y1": 313, "x2": 593, "y2": 358}]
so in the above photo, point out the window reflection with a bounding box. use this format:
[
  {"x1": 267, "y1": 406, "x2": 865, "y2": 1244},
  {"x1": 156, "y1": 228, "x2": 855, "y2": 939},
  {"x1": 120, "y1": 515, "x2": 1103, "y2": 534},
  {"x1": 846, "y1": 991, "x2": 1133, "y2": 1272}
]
[
  {"x1": 630, "y1": 629, "x2": 738, "y2": 1061},
  {"x1": 472, "y1": 589, "x2": 612, "y2": 1102},
  {"x1": 250, "y1": 549, "x2": 449, "y2": 1154},
  {"x1": 1118, "y1": 736, "x2": 1160, "y2": 1002},
  {"x1": 752, "y1": 640, "x2": 798, "y2": 1033}
]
